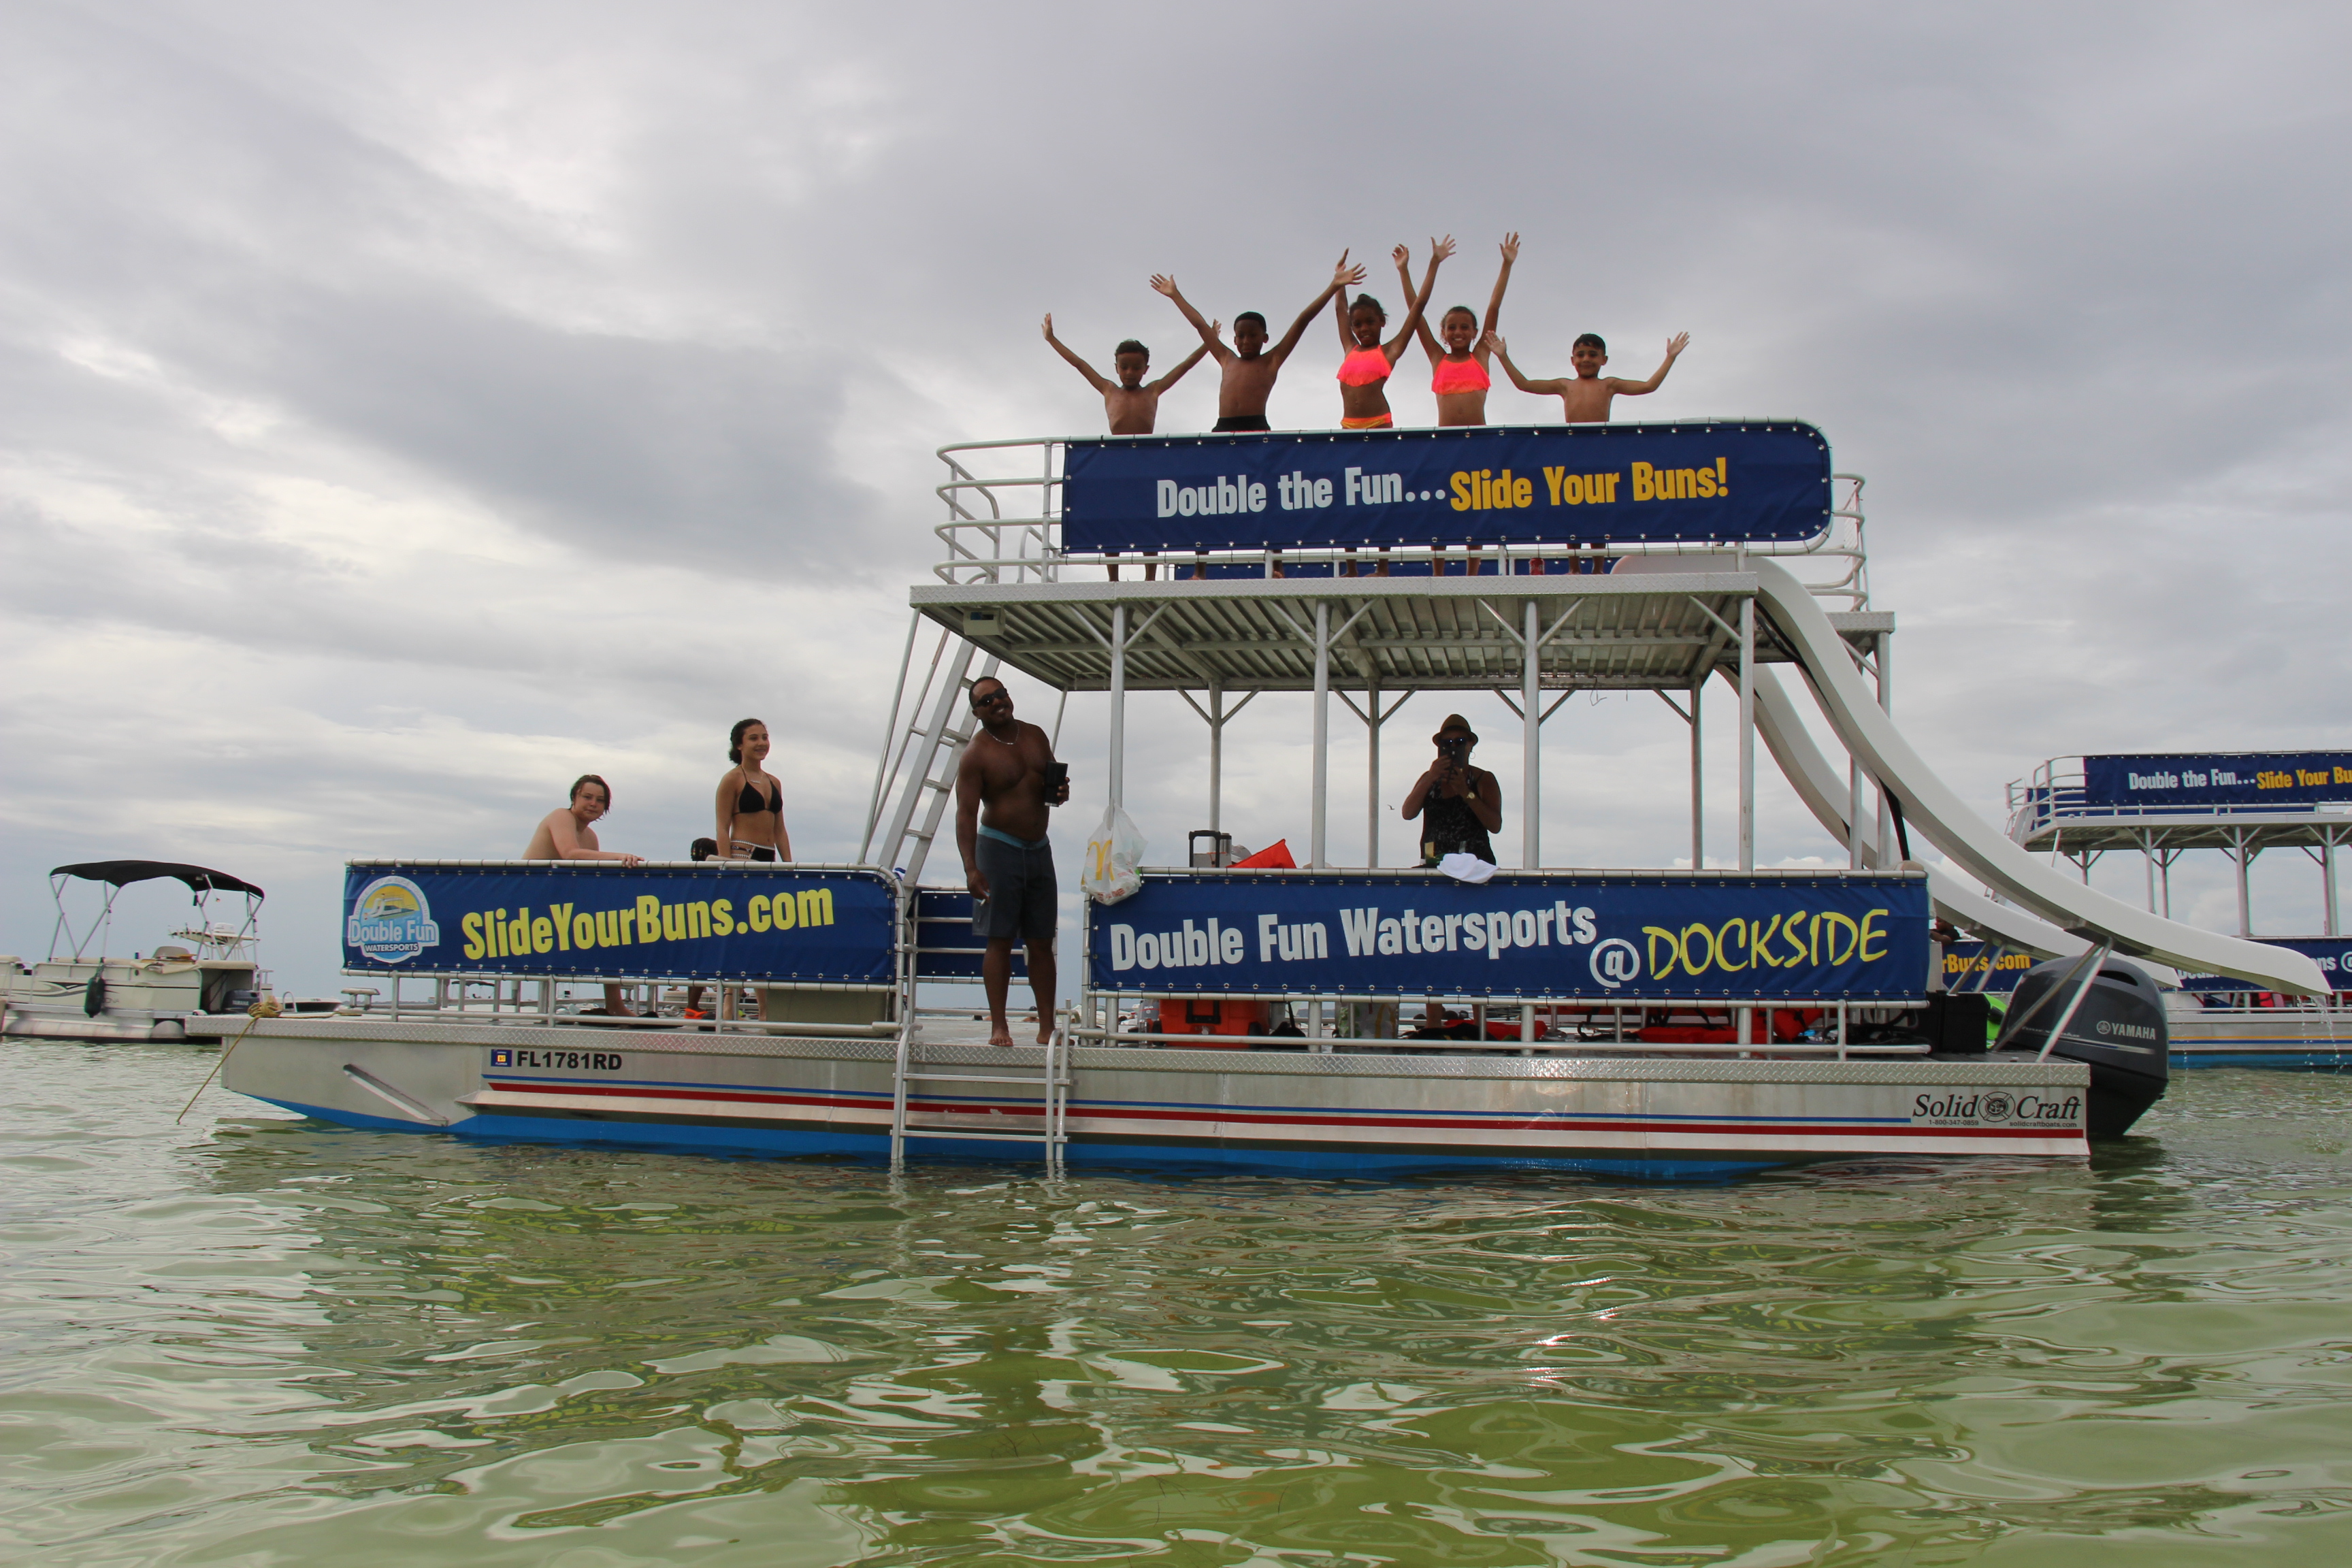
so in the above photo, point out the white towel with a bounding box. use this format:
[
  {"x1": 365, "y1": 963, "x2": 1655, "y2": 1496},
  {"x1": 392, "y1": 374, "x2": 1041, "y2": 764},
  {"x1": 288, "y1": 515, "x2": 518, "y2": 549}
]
[{"x1": 1438, "y1": 853, "x2": 1497, "y2": 884}]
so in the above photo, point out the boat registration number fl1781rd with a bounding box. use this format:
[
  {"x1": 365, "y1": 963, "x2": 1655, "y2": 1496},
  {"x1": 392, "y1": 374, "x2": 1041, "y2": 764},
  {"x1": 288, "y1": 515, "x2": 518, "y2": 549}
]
[{"x1": 489, "y1": 1049, "x2": 625, "y2": 1072}]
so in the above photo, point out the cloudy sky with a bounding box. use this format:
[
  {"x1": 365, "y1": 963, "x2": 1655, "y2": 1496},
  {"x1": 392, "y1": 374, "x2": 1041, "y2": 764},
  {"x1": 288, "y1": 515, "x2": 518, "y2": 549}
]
[{"x1": 5, "y1": 2, "x2": 2348, "y2": 994}]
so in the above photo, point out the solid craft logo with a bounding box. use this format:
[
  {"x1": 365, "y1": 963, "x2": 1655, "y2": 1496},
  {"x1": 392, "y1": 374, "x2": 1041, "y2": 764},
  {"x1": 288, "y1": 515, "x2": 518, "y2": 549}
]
[{"x1": 347, "y1": 876, "x2": 440, "y2": 964}]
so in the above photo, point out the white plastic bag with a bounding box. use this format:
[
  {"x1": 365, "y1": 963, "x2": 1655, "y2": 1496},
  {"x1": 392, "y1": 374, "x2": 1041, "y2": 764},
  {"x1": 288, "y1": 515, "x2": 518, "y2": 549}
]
[{"x1": 1081, "y1": 805, "x2": 1146, "y2": 904}]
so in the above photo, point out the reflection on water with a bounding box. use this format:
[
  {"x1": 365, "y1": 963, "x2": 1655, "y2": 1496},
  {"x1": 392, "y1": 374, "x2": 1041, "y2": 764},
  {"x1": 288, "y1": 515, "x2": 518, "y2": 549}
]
[{"x1": 5, "y1": 1040, "x2": 2352, "y2": 1564}]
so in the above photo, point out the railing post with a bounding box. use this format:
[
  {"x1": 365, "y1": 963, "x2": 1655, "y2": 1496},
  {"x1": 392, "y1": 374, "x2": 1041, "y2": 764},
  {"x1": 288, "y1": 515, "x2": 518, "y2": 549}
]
[
  {"x1": 1523, "y1": 598, "x2": 1541, "y2": 869},
  {"x1": 1690, "y1": 679, "x2": 1703, "y2": 870},
  {"x1": 1109, "y1": 603, "x2": 1127, "y2": 812},
  {"x1": 1311, "y1": 600, "x2": 1330, "y2": 868},
  {"x1": 1208, "y1": 681, "x2": 1223, "y2": 834},
  {"x1": 1738, "y1": 594, "x2": 1755, "y2": 872}
]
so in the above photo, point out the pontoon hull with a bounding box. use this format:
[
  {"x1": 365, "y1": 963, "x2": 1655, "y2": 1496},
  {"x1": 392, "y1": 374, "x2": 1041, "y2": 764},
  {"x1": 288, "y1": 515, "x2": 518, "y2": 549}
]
[{"x1": 223, "y1": 1019, "x2": 2094, "y2": 1177}]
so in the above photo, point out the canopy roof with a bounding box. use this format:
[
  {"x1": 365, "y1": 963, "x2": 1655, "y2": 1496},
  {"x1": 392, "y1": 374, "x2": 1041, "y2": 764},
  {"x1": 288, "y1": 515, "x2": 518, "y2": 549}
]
[{"x1": 50, "y1": 861, "x2": 266, "y2": 898}]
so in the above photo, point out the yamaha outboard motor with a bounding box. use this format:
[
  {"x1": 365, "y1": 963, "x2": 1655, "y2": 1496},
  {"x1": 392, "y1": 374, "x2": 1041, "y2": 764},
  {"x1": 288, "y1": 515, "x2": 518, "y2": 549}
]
[{"x1": 1999, "y1": 956, "x2": 2168, "y2": 1137}]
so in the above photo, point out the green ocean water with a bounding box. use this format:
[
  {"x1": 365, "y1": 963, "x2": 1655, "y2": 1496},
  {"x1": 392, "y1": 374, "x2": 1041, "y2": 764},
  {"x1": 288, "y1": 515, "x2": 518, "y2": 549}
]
[{"x1": 5, "y1": 1039, "x2": 2351, "y2": 1565}]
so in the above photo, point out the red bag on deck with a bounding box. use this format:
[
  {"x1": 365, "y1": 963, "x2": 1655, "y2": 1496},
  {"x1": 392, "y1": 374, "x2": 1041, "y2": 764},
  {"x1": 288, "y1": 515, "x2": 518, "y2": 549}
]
[{"x1": 1231, "y1": 839, "x2": 1296, "y2": 869}]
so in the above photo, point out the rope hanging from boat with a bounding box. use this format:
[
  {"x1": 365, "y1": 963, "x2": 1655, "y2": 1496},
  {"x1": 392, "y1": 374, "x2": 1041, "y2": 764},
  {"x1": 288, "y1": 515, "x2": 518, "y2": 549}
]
[{"x1": 175, "y1": 996, "x2": 282, "y2": 1124}]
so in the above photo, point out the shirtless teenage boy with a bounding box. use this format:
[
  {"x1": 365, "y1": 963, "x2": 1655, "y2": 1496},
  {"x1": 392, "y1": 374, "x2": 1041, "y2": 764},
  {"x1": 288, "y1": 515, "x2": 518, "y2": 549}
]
[
  {"x1": 1486, "y1": 330, "x2": 1690, "y2": 423},
  {"x1": 1150, "y1": 254, "x2": 1362, "y2": 431},
  {"x1": 1041, "y1": 316, "x2": 1213, "y2": 436},
  {"x1": 523, "y1": 774, "x2": 645, "y2": 1017},
  {"x1": 953, "y1": 676, "x2": 1071, "y2": 1047}
]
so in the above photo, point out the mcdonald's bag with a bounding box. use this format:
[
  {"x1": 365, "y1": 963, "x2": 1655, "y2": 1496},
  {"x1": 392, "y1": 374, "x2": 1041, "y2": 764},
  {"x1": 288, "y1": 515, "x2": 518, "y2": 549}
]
[{"x1": 1082, "y1": 806, "x2": 1146, "y2": 904}]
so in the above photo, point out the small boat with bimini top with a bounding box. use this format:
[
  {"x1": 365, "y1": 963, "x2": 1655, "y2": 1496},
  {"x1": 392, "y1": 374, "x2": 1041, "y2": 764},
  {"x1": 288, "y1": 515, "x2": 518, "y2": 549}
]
[{"x1": 3, "y1": 862, "x2": 270, "y2": 1043}]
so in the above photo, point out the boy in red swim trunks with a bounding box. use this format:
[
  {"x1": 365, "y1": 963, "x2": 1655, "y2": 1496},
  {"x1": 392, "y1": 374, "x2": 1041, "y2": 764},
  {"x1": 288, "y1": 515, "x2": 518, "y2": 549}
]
[
  {"x1": 1486, "y1": 329, "x2": 1690, "y2": 423},
  {"x1": 1151, "y1": 254, "x2": 1361, "y2": 431}
]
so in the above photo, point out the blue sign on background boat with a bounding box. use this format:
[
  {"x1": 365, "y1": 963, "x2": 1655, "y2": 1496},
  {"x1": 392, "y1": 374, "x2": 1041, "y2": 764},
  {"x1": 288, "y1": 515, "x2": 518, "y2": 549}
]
[
  {"x1": 2082, "y1": 751, "x2": 2352, "y2": 809},
  {"x1": 342, "y1": 862, "x2": 898, "y2": 983},
  {"x1": 1089, "y1": 870, "x2": 1929, "y2": 999},
  {"x1": 1060, "y1": 422, "x2": 1833, "y2": 551}
]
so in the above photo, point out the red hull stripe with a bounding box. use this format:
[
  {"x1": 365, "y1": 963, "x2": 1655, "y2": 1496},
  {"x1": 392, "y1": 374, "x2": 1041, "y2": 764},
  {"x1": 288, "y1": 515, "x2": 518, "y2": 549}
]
[{"x1": 481, "y1": 1079, "x2": 2071, "y2": 1141}]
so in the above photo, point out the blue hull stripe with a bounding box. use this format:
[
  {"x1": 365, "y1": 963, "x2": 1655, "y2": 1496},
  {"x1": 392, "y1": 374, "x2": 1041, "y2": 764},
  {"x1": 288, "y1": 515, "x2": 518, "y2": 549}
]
[{"x1": 254, "y1": 1096, "x2": 1797, "y2": 1180}]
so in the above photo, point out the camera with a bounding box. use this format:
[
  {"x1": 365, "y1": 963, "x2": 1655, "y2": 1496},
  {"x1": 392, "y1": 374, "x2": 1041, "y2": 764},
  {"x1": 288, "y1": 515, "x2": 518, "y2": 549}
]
[{"x1": 1438, "y1": 737, "x2": 1470, "y2": 760}]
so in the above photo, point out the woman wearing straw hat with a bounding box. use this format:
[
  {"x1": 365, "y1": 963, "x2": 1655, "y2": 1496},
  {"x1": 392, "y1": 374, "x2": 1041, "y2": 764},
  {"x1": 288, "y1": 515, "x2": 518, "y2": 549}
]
[{"x1": 1402, "y1": 715, "x2": 1503, "y2": 867}]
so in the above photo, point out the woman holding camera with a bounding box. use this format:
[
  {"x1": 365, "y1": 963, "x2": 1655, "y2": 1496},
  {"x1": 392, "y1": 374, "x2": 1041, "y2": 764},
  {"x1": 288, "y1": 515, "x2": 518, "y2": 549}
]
[{"x1": 1403, "y1": 715, "x2": 1503, "y2": 866}]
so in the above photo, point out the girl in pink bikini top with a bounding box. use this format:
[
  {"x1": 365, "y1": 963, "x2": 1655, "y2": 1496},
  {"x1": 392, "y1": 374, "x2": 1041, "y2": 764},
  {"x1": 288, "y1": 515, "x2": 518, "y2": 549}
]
[
  {"x1": 1409, "y1": 231, "x2": 1518, "y2": 427},
  {"x1": 1333, "y1": 238, "x2": 1450, "y2": 430}
]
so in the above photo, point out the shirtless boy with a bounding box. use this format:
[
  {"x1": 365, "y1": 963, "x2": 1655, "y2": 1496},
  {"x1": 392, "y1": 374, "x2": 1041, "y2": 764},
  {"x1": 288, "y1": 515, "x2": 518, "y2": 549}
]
[
  {"x1": 1150, "y1": 254, "x2": 1362, "y2": 431},
  {"x1": 523, "y1": 774, "x2": 645, "y2": 1017},
  {"x1": 1041, "y1": 315, "x2": 1215, "y2": 578},
  {"x1": 1041, "y1": 316, "x2": 1213, "y2": 435},
  {"x1": 1486, "y1": 330, "x2": 1690, "y2": 423},
  {"x1": 953, "y1": 676, "x2": 1071, "y2": 1047}
]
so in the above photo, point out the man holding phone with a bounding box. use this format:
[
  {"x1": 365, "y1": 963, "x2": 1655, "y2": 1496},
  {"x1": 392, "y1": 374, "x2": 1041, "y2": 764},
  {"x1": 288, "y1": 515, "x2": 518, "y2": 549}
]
[
  {"x1": 1402, "y1": 714, "x2": 1503, "y2": 867},
  {"x1": 954, "y1": 675, "x2": 1071, "y2": 1047}
]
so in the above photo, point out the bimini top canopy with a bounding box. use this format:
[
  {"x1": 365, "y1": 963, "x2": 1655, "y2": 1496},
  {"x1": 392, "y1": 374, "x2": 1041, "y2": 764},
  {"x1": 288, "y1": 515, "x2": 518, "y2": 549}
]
[{"x1": 50, "y1": 862, "x2": 265, "y2": 898}]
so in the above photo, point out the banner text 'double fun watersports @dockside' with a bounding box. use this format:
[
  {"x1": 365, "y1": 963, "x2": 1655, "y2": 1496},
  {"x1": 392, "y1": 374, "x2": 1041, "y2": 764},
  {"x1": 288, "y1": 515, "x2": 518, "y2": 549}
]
[
  {"x1": 342, "y1": 863, "x2": 896, "y2": 983},
  {"x1": 1059, "y1": 422, "x2": 1832, "y2": 553},
  {"x1": 1089, "y1": 870, "x2": 1929, "y2": 1000}
]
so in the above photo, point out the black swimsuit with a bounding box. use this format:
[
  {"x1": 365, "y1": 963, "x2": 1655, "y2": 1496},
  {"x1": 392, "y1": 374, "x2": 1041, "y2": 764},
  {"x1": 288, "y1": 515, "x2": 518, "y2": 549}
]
[
  {"x1": 1419, "y1": 789, "x2": 1495, "y2": 865},
  {"x1": 735, "y1": 777, "x2": 780, "y2": 815}
]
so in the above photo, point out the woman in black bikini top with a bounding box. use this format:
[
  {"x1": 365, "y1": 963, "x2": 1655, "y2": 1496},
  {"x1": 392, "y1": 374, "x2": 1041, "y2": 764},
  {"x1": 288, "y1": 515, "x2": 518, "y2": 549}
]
[{"x1": 715, "y1": 717, "x2": 792, "y2": 862}]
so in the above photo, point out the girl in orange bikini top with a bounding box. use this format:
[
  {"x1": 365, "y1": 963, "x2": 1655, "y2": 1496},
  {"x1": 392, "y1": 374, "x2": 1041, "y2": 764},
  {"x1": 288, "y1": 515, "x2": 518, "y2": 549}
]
[
  {"x1": 1408, "y1": 231, "x2": 1518, "y2": 427},
  {"x1": 1333, "y1": 238, "x2": 1450, "y2": 430}
]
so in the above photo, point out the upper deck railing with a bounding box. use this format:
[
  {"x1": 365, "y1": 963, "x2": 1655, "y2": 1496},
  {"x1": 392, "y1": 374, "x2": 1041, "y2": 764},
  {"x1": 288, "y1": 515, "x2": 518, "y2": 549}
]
[
  {"x1": 936, "y1": 429, "x2": 1872, "y2": 611},
  {"x1": 2008, "y1": 754, "x2": 2352, "y2": 843}
]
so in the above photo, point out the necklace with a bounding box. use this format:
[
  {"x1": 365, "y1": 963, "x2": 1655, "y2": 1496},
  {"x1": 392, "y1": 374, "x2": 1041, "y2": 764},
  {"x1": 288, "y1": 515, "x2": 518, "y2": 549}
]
[{"x1": 982, "y1": 722, "x2": 1019, "y2": 746}]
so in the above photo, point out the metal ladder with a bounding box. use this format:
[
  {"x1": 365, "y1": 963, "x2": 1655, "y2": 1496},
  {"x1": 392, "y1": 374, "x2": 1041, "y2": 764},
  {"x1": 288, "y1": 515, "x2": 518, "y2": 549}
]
[
  {"x1": 889, "y1": 1026, "x2": 1067, "y2": 1171},
  {"x1": 862, "y1": 621, "x2": 998, "y2": 885}
]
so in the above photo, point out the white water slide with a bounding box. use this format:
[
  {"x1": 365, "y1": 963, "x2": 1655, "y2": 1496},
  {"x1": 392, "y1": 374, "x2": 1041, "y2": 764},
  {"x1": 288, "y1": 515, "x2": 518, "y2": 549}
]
[{"x1": 1736, "y1": 555, "x2": 2324, "y2": 994}]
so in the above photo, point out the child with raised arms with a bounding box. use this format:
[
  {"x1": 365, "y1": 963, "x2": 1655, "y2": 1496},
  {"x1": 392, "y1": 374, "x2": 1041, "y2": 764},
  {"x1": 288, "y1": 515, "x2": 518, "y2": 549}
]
[
  {"x1": 1407, "y1": 233, "x2": 1516, "y2": 427},
  {"x1": 1151, "y1": 254, "x2": 1362, "y2": 432},
  {"x1": 1335, "y1": 238, "x2": 1450, "y2": 429},
  {"x1": 1041, "y1": 316, "x2": 1213, "y2": 436},
  {"x1": 1041, "y1": 315, "x2": 1215, "y2": 578},
  {"x1": 1486, "y1": 328, "x2": 1690, "y2": 424}
]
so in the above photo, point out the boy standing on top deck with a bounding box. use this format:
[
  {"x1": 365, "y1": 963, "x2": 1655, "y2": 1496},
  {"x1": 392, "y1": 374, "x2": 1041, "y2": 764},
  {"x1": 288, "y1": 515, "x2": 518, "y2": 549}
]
[
  {"x1": 1485, "y1": 329, "x2": 1690, "y2": 423},
  {"x1": 1041, "y1": 315, "x2": 1215, "y2": 578},
  {"x1": 1041, "y1": 315, "x2": 1213, "y2": 436},
  {"x1": 1150, "y1": 254, "x2": 1363, "y2": 431}
]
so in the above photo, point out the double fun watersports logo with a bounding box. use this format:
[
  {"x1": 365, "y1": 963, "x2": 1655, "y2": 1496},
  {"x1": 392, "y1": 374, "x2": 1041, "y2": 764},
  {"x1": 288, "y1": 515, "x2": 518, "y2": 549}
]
[{"x1": 348, "y1": 876, "x2": 441, "y2": 965}]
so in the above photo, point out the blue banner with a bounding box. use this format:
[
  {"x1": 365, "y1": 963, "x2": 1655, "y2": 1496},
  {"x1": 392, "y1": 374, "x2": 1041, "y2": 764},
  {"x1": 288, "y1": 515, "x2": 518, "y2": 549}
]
[
  {"x1": 342, "y1": 863, "x2": 897, "y2": 984},
  {"x1": 1060, "y1": 423, "x2": 1832, "y2": 552},
  {"x1": 1941, "y1": 941, "x2": 2036, "y2": 994},
  {"x1": 1946, "y1": 938, "x2": 2352, "y2": 995},
  {"x1": 2083, "y1": 752, "x2": 2352, "y2": 809},
  {"x1": 1088, "y1": 870, "x2": 1928, "y2": 999},
  {"x1": 2172, "y1": 937, "x2": 2352, "y2": 994}
]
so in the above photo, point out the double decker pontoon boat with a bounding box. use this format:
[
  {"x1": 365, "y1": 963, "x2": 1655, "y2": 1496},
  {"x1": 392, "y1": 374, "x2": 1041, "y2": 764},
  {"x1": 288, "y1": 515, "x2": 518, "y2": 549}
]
[{"x1": 215, "y1": 421, "x2": 2326, "y2": 1175}]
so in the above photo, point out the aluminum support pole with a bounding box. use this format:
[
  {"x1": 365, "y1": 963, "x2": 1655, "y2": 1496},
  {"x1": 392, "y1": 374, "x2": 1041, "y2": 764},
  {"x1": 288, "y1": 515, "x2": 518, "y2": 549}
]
[
  {"x1": 1523, "y1": 598, "x2": 1541, "y2": 869},
  {"x1": 1875, "y1": 630, "x2": 1895, "y2": 868},
  {"x1": 1311, "y1": 599, "x2": 1330, "y2": 869},
  {"x1": 1366, "y1": 683, "x2": 1379, "y2": 868},
  {"x1": 1738, "y1": 595, "x2": 1755, "y2": 872},
  {"x1": 1690, "y1": 681, "x2": 1703, "y2": 870},
  {"x1": 2235, "y1": 830, "x2": 2252, "y2": 938},
  {"x1": 2326, "y1": 831, "x2": 2340, "y2": 939},
  {"x1": 1207, "y1": 681, "x2": 1223, "y2": 833},
  {"x1": 1849, "y1": 757, "x2": 1863, "y2": 870},
  {"x1": 2144, "y1": 830, "x2": 2157, "y2": 913},
  {"x1": 1108, "y1": 602, "x2": 1127, "y2": 811}
]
